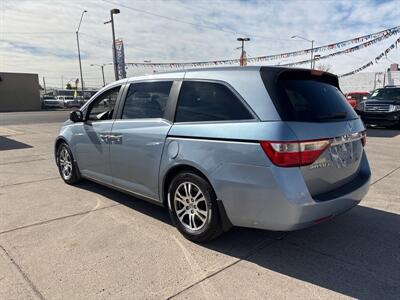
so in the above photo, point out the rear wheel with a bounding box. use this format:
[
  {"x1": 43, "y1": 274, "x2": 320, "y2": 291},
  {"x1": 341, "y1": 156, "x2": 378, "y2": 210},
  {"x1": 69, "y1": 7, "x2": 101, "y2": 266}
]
[
  {"x1": 56, "y1": 143, "x2": 81, "y2": 184},
  {"x1": 168, "y1": 172, "x2": 222, "y2": 242}
]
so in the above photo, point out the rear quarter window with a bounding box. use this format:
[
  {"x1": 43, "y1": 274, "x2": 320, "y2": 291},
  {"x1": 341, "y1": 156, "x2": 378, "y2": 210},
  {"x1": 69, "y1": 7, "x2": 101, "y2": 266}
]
[{"x1": 175, "y1": 81, "x2": 253, "y2": 122}]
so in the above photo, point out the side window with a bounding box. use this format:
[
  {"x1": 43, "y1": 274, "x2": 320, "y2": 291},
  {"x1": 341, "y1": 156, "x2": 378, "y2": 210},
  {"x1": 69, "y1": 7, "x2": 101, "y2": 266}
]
[
  {"x1": 175, "y1": 81, "x2": 253, "y2": 122},
  {"x1": 122, "y1": 81, "x2": 173, "y2": 119},
  {"x1": 87, "y1": 86, "x2": 120, "y2": 121}
]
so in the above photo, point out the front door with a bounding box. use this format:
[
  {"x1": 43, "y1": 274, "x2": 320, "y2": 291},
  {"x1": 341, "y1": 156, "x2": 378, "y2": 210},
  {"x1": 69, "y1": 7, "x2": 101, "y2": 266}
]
[
  {"x1": 110, "y1": 81, "x2": 174, "y2": 201},
  {"x1": 74, "y1": 85, "x2": 122, "y2": 182}
]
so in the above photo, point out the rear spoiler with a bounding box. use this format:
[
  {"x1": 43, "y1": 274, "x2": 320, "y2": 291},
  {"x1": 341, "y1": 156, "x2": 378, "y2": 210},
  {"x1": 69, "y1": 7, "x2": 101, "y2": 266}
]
[{"x1": 260, "y1": 67, "x2": 340, "y2": 89}]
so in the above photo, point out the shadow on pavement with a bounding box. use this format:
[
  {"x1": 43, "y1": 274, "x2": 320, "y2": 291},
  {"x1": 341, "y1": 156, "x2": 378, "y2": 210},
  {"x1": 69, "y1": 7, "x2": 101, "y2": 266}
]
[
  {"x1": 367, "y1": 128, "x2": 399, "y2": 138},
  {"x1": 0, "y1": 136, "x2": 33, "y2": 151},
  {"x1": 76, "y1": 180, "x2": 400, "y2": 299}
]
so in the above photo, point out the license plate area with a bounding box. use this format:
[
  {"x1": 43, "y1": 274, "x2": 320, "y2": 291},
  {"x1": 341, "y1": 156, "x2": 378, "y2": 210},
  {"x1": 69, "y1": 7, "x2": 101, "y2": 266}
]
[{"x1": 329, "y1": 134, "x2": 362, "y2": 168}]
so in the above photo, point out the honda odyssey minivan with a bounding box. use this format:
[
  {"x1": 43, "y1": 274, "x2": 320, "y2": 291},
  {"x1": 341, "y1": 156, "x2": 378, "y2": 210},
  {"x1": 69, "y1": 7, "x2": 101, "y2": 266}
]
[{"x1": 55, "y1": 66, "x2": 371, "y2": 242}]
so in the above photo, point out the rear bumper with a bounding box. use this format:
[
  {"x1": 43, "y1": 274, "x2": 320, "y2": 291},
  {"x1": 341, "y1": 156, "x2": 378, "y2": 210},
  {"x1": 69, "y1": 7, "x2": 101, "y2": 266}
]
[
  {"x1": 358, "y1": 111, "x2": 400, "y2": 126},
  {"x1": 276, "y1": 174, "x2": 369, "y2": 231},
  {"x1": 212, "y1": 152, "x2": 371, "y2": 231}
]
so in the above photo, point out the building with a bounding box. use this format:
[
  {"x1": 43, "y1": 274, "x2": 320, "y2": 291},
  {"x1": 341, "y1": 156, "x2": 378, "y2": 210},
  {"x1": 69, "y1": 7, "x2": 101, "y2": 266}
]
[{"x1": 0, "y1": 72, "x2": 40, "y2": 111}]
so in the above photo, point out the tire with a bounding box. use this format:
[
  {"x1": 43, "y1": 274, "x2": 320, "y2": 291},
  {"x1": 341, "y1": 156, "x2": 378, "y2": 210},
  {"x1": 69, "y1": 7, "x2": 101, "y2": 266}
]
[
  {"x1": 168, "y1": 172, "x2": 223, "y2": 242},
  {"x1": 56, "y1": 142, "x2": 81, "y2": 185}
]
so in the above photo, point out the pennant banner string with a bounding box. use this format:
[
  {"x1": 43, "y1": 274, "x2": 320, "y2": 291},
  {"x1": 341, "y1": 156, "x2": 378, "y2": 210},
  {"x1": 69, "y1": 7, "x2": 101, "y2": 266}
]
[
  {"x1": 339, "y1": 37, "x2": 400, "y2": 77},
  {"x1": 280, "y1": 30, "x2": 399, "y2": 67},
  {"x1": 126, "y1": 25, "x2": 400, "y2": 68}
]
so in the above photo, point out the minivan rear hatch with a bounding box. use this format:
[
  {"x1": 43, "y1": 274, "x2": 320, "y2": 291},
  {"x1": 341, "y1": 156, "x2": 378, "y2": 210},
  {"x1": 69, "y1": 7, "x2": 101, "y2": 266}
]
[{"x1": 261, "y1": 67, "x2": 366, "y2": 198}]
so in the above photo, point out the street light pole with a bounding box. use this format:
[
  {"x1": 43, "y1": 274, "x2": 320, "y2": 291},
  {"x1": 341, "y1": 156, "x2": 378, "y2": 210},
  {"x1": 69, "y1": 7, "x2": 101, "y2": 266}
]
[
  {"x1": 76, "y1": 10, "x2": 87, "y2": 92},
  {"x1": 101, "y1": 65, "x2": 105, "y2": 86},
  {"x1": 237, "y1": 37, "x2": 250, "y2": 66},
  {"x1": 311, "y1": 39, "x2": 314, "y2": 69},
  {"x1": 105, "y1": 9, "x2": 120, "y2": 81},
  {"x1": 90, "y1": 64, "x2": 107, "y2": 87},
  {"x1": 291, "y1": 35, "x2": 314, "y2": 69}
]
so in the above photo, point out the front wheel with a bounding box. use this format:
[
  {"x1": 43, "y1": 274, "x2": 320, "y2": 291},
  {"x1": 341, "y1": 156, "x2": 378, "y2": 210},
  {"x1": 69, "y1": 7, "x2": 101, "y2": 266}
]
[
  {"x1": 56, "y1": 142, "x2": 81, "y2": 184},
  {"x1": 168, "y1": 172, "x2": 223, "y2": 242}
]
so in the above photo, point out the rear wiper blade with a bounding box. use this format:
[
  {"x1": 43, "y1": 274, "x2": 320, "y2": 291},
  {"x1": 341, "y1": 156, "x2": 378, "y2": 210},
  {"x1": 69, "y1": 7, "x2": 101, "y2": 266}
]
[{"x1": 317, "y1": 112, "x2": 347, "y2": 120}]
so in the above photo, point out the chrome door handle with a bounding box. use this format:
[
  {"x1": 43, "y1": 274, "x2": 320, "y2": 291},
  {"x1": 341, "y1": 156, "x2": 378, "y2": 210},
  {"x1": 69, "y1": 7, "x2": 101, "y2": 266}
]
[
  {"x1": 110, "y1": 134, "x2": 123, "y2": 144},
  {"x1": 99, "y1": 134, "x2": 110, "y2": 143}
]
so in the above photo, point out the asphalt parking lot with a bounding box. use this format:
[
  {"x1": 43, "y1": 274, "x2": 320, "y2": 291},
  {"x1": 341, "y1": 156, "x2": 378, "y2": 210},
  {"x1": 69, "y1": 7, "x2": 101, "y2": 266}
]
[{"x1": 1, "y1": 111, "x2": 399, "y2": 299}]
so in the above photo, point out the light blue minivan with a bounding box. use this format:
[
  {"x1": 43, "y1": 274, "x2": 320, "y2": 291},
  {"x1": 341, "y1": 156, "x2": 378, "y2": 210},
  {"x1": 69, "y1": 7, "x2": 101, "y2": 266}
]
[{"x1": 55, "y1": 66, "x2": 370, "y2": 242}]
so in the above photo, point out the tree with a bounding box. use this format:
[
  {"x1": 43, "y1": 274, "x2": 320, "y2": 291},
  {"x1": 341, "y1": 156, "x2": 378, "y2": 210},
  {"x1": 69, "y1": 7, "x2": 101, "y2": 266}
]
[
  {"x1": 66, "y1": 83, "x2": 73, "y2": 90},
  {"x1": 316, "y1": 64, "x2": 332, "y2": 72}
]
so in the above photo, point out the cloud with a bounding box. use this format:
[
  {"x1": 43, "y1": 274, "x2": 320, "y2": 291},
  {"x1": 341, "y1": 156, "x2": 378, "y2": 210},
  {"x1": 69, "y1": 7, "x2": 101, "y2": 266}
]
[
  {"x1": 0, "y1": 0, "x2": 399, "y2": 87},
  {"x1": 0, "y1": 39, "x2": 79, "y2": 59}
]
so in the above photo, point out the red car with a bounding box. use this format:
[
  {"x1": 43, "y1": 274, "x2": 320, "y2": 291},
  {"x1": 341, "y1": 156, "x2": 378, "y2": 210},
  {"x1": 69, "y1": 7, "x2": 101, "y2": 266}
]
[{"x1": 345, "y1": 92, "x2": 370, "y2": 108}]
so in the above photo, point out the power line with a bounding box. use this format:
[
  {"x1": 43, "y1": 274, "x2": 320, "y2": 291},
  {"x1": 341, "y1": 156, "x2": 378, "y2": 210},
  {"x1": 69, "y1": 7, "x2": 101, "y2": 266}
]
[
  {"x1": 101, "y1": 0, "x2": 297, "y2": 42},
  {"x1": 0, "y1": 31, "x2": 74, "y2": 35}
]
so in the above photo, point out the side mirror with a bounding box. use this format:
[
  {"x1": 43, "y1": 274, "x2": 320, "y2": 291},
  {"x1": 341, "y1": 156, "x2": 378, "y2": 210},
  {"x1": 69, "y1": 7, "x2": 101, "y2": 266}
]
[{"x1": 70, "y1": 110, "x2": 83, "y2": 122}]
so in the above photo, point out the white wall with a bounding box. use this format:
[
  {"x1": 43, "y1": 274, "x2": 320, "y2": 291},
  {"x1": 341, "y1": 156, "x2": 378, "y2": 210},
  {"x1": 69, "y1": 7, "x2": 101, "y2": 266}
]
[{"x1": 339, "y1": 71, "x2": 400, "y2": 93}]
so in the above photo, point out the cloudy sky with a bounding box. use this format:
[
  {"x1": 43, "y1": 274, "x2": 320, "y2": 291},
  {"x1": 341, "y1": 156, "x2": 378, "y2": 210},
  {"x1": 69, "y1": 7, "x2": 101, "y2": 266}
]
[{"x1": 0, "y1": 0, "x2": 399, "y2": 88}]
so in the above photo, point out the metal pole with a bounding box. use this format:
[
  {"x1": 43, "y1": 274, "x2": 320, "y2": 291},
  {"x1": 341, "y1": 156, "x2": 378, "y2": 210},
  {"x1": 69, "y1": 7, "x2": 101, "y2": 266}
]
[
  {"x1": 241, "y1": 40, "x2": 245, "y2": 66},
  {"x1": 101, "y1": 65, "x2": 106, "y2": 86},
  {"x1": 43, "y1": 77, "x2": 46, "y2": 94},
  {"x1": 76, "y1": 32, "x2": 84, "y2": 91},
  {"x1": 383, "y1": 72, "x2": 386, "y2": 87},
  {"x1": 111, "y1": 13, "x2": 119, "y2": 81},
  {"x1": 310, "y1": 40, "x2": 314, "y2": 69}
]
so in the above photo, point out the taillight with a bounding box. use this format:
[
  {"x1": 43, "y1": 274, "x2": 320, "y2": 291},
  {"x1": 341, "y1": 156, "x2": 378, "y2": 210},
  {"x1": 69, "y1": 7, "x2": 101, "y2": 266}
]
[{"x1": 260, "y1": 139, "x2": 330, "y2": 167}]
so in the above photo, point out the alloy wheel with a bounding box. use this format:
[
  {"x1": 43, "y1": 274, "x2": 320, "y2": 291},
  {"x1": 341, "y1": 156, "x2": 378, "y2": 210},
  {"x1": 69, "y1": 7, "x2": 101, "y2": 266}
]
[
  {"x1": 59, "y1": 147, "x2": 73, "y2": 180},
  {"x1": 173, "y1": 182, "x2": 209, "y2": 231}
]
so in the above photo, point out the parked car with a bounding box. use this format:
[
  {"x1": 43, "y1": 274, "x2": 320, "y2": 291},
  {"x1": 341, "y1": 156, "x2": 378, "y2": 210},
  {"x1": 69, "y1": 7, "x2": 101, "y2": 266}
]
[
  {"x1": 345, "y1": 92, "x2": 370, "y2": 108},
  {"x1": 55, "y1": 66, "x2": 371, "y2": 242},
  {"x1": 64, "y1": 96, "x2": 84, "y2": 108},
  {"x1": 355, "y1": 86, "x2": 400, "y2": 127},
  {"x1": 42, "y1": 95, "x2": 64, "y2": 109},
  {"x1": 54, "y1": 96, "x2": 70, "y2": 107}
]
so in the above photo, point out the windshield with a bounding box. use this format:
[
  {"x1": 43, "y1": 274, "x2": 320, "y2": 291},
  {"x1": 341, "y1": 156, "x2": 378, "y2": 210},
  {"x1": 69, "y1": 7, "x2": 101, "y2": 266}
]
[
  {"x1": 369, "y1": 88, "x2": 400, "y2": 100},
  {"x1": 65, "y1": 97, "x2": 74, "y2": 100}
]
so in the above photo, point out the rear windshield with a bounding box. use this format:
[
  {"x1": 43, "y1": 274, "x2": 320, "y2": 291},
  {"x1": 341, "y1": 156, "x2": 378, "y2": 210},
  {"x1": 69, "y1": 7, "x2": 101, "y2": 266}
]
[{"x1": 261, "y1": 69, "x2": 358, "y2": 122}]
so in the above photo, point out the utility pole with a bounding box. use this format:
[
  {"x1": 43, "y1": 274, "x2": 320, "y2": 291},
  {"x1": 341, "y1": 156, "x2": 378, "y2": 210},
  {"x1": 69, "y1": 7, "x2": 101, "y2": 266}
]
[
  {"x1": 76, "y1": 10, "x2": 87, "y2": 92},
  {"x1": 104, "y1": 9, "x2": 120, "y2": 81},
  {"x1": 42, "y1": 77, "x2": 47, "y2": 94},
  {"x1": 61, "y1": 75, "x2": 64, "y2": 89},
  {"x1": 291, "y1": 35, "x2": 315, "y2": 69},
  {"x1": 237, "y1": 37, "x2": 250, "y2": 66},
  {"x1": 310, "y1": 40, "x2": 314, "y2": 69}
]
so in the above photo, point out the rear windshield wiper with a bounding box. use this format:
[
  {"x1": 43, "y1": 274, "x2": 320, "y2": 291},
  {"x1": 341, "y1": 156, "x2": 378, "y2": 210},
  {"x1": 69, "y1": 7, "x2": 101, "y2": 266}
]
[{"x1": 317, "y1": 112, "x2": 347, "y2": 120}]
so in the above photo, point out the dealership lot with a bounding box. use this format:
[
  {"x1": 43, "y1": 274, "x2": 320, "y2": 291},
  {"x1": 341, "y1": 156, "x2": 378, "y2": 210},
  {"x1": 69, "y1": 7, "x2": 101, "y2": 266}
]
[{"x1": 0, "y1": 113, "x2": 399, "y2": 299}]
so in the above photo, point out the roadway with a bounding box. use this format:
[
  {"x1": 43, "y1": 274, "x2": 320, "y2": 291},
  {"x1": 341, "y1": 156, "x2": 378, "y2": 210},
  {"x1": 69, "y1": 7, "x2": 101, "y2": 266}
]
[
  {"x1": 0, "y1": 112, "x2": 399, "y2": 299},
  {"x1": 0, "y1": 110, "x2": 70, "y2": 126}
]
